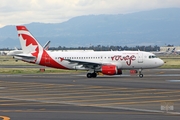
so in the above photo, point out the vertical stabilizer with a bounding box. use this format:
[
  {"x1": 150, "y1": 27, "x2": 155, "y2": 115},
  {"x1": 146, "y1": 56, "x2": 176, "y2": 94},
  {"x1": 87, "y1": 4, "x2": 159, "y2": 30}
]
[
  {"x1": 16, "y1": 26, "x2": 43, "y2": 54},
  {"x1": 15, "y1": 26, "x2": 67, "y2": 68}
]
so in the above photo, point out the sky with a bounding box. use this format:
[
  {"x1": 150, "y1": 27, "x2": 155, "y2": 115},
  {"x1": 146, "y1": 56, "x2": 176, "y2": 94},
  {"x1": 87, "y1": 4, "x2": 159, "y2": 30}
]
[{"x1": 0, "y1": 0, "x2": 180, "y2": 28}]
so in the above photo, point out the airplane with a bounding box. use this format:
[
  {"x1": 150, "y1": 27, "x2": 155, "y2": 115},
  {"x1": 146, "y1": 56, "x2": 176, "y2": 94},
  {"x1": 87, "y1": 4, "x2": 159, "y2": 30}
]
[
  {"x1": 171, "y1": 47, "x2": 180, "y2": 55},
  {"x1": 6, "y1": 47, "x2": 23, "y2": 56},
  {"x1": 151, "y1": 48, "x2": 170, "y2": 54},
  {"x1": 7, "y1": 41, "x2": 51, "y2": 56},
  {"x1": 166, "y1": 47, "x2": 176, "y2": 55},
  {"x1": 43, "y1": 41, "x2": 51, "y2": 50},
  {"x1": 14, "y1": 26, "x2": 164, "y2": 78},
  {"x1": 152, "y1": 47, "x2": 179, "y2": 55},
  {"x1": 175, "y1": 49, "x2": 180, "y2": 55}
]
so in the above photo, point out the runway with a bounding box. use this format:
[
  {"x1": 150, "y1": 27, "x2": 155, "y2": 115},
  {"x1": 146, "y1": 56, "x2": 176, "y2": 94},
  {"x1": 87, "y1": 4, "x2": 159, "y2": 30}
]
[{"x1": 0, "y1": 69, "x2": 180, "y2": 120}]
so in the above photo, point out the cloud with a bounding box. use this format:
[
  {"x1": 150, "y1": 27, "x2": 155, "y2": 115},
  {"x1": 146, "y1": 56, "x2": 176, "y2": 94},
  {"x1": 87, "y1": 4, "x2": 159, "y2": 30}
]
[{"x1": 0, "y1": 0, "x2": 180, "y2": 27}]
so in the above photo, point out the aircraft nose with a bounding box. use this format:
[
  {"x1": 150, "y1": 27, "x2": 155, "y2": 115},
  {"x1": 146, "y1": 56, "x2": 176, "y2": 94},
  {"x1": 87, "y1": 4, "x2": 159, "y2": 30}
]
[{"x1": 158, "y1": 59, "x2": 164, "y2": 67}]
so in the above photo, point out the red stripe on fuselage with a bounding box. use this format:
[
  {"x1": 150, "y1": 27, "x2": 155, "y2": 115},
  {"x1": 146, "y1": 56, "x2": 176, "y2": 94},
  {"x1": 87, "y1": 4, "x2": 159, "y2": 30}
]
[{"x1": 39, "y1": 50, "x2": 68, "y2": 69}]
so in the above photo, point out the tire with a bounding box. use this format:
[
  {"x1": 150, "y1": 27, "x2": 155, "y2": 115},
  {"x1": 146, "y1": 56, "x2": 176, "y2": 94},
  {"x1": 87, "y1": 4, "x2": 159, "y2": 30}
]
[
  {"x1": 139, "y1": 74, "x2": 143, "y2": 78},
  {"x1": 87, "y1": 73, "x2": 92, "y2": 78},
  {"x1": 92, "y1": 73, "x2": 97, "y2": 78}
]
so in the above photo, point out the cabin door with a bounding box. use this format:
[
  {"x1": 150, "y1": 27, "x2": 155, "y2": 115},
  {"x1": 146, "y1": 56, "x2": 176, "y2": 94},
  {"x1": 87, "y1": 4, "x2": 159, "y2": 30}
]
[{"x1": 138, "y1": 53, "x2": 143, "y2": 63}]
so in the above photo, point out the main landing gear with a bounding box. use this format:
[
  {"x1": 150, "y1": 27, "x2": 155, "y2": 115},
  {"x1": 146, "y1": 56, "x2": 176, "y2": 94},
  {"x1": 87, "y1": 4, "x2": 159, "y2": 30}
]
[
  {"x1": 138, "y1": 69, "x2": 143, "y2": 78},
  {"x1": 87, "y1": 72, "x2": 97, "y2": 78}
]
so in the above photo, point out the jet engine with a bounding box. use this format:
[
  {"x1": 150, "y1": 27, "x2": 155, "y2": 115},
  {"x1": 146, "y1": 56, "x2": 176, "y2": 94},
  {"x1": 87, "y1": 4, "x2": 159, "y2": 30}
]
[{"x1": 101, "y1": 65, "x2": 122, "y2": 75}]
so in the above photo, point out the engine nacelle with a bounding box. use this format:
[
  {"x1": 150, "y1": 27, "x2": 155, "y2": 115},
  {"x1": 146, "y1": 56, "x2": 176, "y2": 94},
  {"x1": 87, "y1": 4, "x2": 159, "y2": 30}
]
[{"x1": 101, "y1": 65, "x2": 122, "y2": 75}]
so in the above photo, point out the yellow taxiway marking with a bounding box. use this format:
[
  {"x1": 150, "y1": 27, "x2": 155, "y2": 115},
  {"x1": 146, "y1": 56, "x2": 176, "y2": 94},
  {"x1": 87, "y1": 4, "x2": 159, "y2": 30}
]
[{"x1": 0, "y1": 116, "x2": 10, "y2": 120}]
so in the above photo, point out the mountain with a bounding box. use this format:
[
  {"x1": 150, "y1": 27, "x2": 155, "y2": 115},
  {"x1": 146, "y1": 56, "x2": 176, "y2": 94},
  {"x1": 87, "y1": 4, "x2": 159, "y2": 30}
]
[{"x1": 0, "y1": 8, "x2": 180, "y2": 48}]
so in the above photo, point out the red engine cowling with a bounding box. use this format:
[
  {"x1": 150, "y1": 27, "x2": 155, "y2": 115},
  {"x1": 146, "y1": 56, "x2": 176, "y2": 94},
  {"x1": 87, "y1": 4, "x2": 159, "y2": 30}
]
[{"x1": 101, "y1": 65, "x2": 122, "y2": 75}]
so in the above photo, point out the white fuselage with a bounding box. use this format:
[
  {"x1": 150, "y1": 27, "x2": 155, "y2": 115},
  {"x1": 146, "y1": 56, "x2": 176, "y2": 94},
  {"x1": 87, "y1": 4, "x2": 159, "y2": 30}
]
[
  {"x1": 42, "y1": 50, "x2": 164, "y2": 70},
  {"x1": 15, "y1": 25, "x2": 164, "y2": 78}
]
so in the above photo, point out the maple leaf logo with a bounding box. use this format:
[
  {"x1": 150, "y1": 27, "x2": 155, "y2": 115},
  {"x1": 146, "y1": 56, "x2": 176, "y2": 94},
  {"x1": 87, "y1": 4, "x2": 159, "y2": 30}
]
[{"x1": 20, "y1": 34, "x2": 39, "y2": 56}]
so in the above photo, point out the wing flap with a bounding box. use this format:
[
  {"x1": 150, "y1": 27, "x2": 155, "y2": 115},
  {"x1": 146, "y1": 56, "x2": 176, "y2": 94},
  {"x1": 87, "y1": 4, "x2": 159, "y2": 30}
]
[{"x1": 64, "y1": 59, "x2": 102, "y2": 69}]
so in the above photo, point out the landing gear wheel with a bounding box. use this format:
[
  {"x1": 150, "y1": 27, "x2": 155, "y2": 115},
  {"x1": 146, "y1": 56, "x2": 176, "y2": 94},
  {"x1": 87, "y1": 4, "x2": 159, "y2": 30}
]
[
  {"x1": 92, "y1": 73, "x2": 97, "y2": 78},
  {"x1": 138, "y1": 69, "x2": 143, "y2": 78},
  {"x1": 139, "y1": 74, "x2": 143, "y2": 78},
  {"x1": 87, "y1": 73, "x2": 92, "y2": 78}
]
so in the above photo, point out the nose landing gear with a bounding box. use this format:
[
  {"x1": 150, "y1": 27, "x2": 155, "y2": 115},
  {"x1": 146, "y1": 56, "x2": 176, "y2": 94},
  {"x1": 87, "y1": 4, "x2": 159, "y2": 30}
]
[{"x1": 138, "y1": 69, "x2": 144, "y2": 78}]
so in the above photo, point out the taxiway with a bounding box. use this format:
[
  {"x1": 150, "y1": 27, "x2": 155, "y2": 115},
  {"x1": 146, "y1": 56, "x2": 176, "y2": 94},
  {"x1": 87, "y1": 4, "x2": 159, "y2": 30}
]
[{"x1": 0, "y1": 69, "x2": 180, "y2": 120}]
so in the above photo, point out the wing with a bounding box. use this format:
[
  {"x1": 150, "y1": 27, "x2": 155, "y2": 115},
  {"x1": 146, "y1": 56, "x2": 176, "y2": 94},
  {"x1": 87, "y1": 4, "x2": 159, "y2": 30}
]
[{"x1": 63, "y1": 58, "x2": 102, "y2": 69}]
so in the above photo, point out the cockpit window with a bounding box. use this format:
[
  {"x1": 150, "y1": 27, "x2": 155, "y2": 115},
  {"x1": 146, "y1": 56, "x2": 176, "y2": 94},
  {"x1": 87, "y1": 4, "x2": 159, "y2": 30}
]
[{"x1": 149, "y1": 55, "x2": 157, "y2": 59}]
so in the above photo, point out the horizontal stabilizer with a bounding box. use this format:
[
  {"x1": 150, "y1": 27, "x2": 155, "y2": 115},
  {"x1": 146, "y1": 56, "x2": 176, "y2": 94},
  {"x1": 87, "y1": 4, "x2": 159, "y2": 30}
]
[{"x1": 14, "y1": 54, "x2": 36, "y2": 62}]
